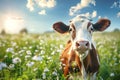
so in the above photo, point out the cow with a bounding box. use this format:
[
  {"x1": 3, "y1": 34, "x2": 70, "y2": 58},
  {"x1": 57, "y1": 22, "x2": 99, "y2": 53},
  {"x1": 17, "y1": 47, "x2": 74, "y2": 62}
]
[{"x1": 52, "y1": 15, "x2": 111, "y2": 80}]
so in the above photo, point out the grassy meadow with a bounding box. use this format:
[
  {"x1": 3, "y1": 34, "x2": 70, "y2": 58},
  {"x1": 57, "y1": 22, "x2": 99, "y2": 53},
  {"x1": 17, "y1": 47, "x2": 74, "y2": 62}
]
[{"x1": 0, "y1": 32, "x2": 120, "y2": 80}]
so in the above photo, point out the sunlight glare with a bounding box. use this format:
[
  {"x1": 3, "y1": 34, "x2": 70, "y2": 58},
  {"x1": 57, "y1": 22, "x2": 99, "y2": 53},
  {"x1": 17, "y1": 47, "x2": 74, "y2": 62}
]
[{"x1": 4, "y1": 15, "x2": 25, "y2": 34}]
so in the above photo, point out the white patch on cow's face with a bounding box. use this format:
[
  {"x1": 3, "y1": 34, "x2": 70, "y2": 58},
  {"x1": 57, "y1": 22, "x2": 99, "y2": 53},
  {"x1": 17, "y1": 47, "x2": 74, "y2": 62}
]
[{"x1": 69, "y1": 16, "x2": 94, "y2": 52}]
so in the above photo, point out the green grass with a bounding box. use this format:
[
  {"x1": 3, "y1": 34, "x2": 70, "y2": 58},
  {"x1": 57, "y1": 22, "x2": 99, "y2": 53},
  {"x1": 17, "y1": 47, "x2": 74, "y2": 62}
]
[{"x1": 0, "y1": 32, "x2": 120, "y2": 80}]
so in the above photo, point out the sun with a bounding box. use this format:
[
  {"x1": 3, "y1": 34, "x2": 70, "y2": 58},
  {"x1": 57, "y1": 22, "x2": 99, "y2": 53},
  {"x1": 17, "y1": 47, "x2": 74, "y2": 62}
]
[
  {"x1": 4, "y1": 17, "x2": 16, "y2": 28},
  {"x1": 4, "y1": 15, "x2": 25, "y2": 34}
]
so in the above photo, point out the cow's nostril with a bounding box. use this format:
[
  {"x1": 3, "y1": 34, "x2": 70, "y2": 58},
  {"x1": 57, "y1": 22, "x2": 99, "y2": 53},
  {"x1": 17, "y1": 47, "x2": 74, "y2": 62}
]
[
  {"x1": 85, "y1": 42, "x2": 89, "y2": 47},
  {"x1": 76, "y1": 42, "x2": 80, "y2": 47},
  {"x1": 76, "y1": 41, "x2": 89, "y2": 49}
]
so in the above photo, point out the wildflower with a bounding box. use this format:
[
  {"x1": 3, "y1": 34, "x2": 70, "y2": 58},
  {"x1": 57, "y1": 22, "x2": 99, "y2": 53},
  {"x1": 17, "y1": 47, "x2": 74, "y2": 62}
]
[
  {"x1": 40, "y1": 47, "x2": 43, "y2": 50},
  {"x1": 23, "y1": 47, "x2": 27, "y2": 50},
  {"x1": 51, "y1": 51, "x2": 55, "y2": 55},
  {"x1": 50, "y1": 47, "x2": 53, "y2": 50},
  {"x1": 33, "y1": 68, "x2": 38, "y2": 71},
  {"x1": 48, "y1": 57, "x2": 51, "y2": 60},
  {"x1": 25, "y1": 55, "x2": 31, "y2": 60},
  {"x1": 44, "y1": 67, "x2": 49, "y2": 72},
  {"x1": 42, "y1": 72, "x2": 46, "y2": 79},
  {"x1": 32, "y1": 55, "x2": 42, "y2": 61},
  {"x1": 110, "y1": 72, "x2": 115, "y2": 77},
  {"x1": 11, "y1": 42, "x2": 17, "y2": 46},
  {"x1": 0, "y1": 62, "x2": 7, "y2": 70},
  {"x1": 60, "y1": 44, "x2": 64, "y2": 49},
  {"x1": 4, "y1": 55, "x2": 8, "y2": 58},
  {"x1": 8, "y1": 64, "x2": 15, "y2": 69},
  {"x1": 35, "y1": 50, "x2": 39, "y2": 53},
  {"x1": 57, "y1": 49, "x2": 61, "y2": 53},
  {"x1": 41, "y1": 50, "x2": 45, "y2": 55},
  {"x1": 29, "y1": 46, "x2": 32, "y2": 49},
  {"x1": 52, "y1": 71, "x2": 57, "y2": 76},
  {"x1": 6, "y1": 48, "x2": 14, "y2": 53},
  {"x1": 26, "y1": 62, "x2": 34, "y2": 67},
  {"x1": 18, "y1": 50, "x2": 25, "y2": 54},
  {"x1": 40, "y1": 40, "x2": 44, "y2": 44},
  {"x1": 12, "y1": 57, "x2": 21, "y2": 64},
  {"x1": 100, "y1": 76, "x2": 103, "y2": 80},
  {"x1": 26, "y1": 50, "x2": 32, "y2": 55}
]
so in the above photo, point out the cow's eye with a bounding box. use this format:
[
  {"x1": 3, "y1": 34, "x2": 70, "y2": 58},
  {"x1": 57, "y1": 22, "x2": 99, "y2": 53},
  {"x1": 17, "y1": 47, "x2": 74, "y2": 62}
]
[
  {"x1": 81, "y1": 20, "x2": 84, "y2": 22},
  {"x1": 91, "y1": 27, "x2": 93, "y2": 31},
  {"x1": 90, "y1": 27, "x2": 94, "y2": 32},
  {"x1": 69, "y1": 28, "x2": 72, "y2": 32}
]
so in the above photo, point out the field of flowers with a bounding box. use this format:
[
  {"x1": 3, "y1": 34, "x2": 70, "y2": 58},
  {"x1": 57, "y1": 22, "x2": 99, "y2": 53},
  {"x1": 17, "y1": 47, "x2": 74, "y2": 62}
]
[{"x1": 0, "y1": 32, "x2": 120, "y2": 80}]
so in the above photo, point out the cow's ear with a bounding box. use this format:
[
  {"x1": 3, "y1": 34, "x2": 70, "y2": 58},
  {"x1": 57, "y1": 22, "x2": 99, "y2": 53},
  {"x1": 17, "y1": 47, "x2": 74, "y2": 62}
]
[
  {"x1": 93, "y1": 18, "x2": 111, "y2": 31},
  {"x1": 53, "y1": 22, "x2": 69, "y2": 34}
]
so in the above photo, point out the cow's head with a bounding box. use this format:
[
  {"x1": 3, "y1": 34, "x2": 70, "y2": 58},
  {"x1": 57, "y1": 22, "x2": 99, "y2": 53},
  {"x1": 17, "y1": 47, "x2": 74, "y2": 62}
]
[{"x1": 53, "y1": 16, "x2": 111, "y2": 55}]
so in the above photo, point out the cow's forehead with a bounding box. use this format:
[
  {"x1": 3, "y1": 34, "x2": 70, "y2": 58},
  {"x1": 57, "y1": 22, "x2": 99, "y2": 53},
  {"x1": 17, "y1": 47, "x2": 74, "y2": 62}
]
[
  {"x1": 71, "y1": 15, "x2": 90, "y2": 22},
  {"x1": 70, "y1": 16, "x2": 90, "y2": 29}
]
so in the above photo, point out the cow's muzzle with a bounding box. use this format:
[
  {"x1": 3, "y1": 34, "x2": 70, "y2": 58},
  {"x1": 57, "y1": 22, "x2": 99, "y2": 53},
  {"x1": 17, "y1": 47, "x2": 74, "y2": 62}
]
[{"x1": 75, "y1": 41, "x2": 89, "y2": 54}]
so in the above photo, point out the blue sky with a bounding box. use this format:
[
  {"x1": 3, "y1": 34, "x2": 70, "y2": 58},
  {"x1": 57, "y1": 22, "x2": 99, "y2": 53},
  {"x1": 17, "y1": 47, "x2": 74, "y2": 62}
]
[{"x1": 0, "y1": 0, "x2": 120, "y2": 33}]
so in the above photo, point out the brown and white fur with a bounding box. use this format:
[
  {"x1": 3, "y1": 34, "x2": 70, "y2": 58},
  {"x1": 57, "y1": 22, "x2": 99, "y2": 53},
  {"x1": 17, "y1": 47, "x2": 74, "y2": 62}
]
[{"x1": 53, "y1": 15, "x2": 111, "y2": 80}]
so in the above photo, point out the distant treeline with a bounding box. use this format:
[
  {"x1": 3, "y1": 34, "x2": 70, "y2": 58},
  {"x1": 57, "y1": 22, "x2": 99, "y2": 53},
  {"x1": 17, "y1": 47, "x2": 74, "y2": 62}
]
[
  {"x1": 113, "y1": 28, "x2": 120, "y2": 32},
  {"x1": 0, "y1": 28, "x2": 28, "y2": 35},
  {"x1": 0, "y1": 28, "x2": 120, "y2": 35}
]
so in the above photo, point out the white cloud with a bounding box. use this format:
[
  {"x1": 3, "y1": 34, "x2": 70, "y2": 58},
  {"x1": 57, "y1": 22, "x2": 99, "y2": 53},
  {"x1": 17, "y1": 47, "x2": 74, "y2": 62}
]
[
  {"x1": 98, "y1": 16, "x2": 101, "y2": 19},
  {"x1": 92, "y1": 10, "x2": 97, "y2": 18},
  {"x1": 111, "y1": 1, "x2": 120, "y2": 8},
  {"x1": 69, "y1": 0, "x2": 96, "y2": 16},
  {"x1": 38, "y1": 10, "x2": 46, "y2": 15},
  {"x1": 26, "y1": 0, "x2": 34, "y2": 11},
  {"x1": 117, "y1": 12, "x2": 120, "y2": 18},
  {"x1": 26, "y1": 0, "x2": 56, "y2": 14},
  {"x1": 98, "y1": 16, "x2": 109, "y2": 19},
  {"x1": 36, "y1": 0, "x2": 56, "y2": 8},
  {"x1": 104, "y1": 16, "x2": 108, "y2": 19},
  {"x1": 111, "y1": 2, "x2": 117, "y2": 8},
  {"x1": 78, "y1": 10, "x2": 97, "y2": 19}
]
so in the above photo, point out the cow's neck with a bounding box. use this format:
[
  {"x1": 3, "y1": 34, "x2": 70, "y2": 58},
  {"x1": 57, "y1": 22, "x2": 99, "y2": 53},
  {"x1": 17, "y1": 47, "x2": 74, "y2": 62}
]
[
  {"x1": 83, "y1": 44, "x2": 100, "y2": 73},
  {"x1": 75, "y1": 50, "x2": 90, "y2": 79},
  {"x1": 69, "y1": 43, "x2": 99, "y2": 77},
  {"x1": 78, "y1": 50, "x2": 89, "y2": 61}
]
